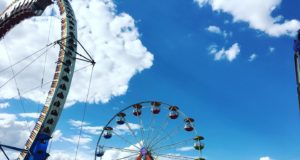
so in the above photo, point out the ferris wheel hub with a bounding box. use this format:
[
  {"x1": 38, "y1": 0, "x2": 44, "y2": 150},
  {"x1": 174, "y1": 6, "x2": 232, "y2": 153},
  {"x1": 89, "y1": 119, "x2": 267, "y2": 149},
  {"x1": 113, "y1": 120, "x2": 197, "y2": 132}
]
[{"x1": 140, "y1": 147, "x2": 148, "y2": 155}]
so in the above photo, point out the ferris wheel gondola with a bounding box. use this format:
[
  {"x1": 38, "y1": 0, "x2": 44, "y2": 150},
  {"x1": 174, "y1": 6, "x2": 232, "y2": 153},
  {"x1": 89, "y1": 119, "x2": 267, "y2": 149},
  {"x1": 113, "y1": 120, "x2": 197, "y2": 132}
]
[{"x1": 95, "y1": 101, "x2": 206, "y2": 160}]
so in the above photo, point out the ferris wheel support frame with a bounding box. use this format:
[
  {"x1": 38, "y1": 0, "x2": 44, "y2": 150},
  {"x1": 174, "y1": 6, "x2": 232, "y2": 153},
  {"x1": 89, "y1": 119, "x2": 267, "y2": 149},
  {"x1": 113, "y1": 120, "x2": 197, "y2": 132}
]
[
  {"x1": 294, "y1": 29, "x2": 300, "y2": 111},
  {"x1": 0, "y1": 0, "x2": 77, "y2": 159}
]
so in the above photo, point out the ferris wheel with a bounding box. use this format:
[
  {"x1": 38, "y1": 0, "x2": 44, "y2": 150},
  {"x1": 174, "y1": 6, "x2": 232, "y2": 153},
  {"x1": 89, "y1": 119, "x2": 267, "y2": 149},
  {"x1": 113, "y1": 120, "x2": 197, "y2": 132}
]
[
  {"x1": 0, "y1": 0, "x2": 85, "y2": 159},
  {"x1": 95, "y1": 101, "x2": 206, "y2": 160}
]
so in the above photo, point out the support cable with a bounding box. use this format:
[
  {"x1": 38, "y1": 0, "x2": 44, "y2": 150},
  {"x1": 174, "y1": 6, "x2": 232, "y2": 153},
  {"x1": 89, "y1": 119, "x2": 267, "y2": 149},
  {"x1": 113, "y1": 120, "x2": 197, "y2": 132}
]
[
  {"x1": 47, "y1": 139, "x2": 53, "y2": 156},
  {"x1": 0, "y1": 146, "x2": 9, "y2": 160},
  {"x1": 38, "y1": 3, "x2": 55, "y2": 119},
  {"x1": 74, "y1": 37, "x2": 95, "y2": 64},
  {"x1": 56, "y1": 39, "x2": 95, "y2": 64},
  {"x1": 9, "y1": 64, "x2": 93, "y2": 100},
  {"x1": 3, "y1": 40, "x2": 33, "y2": 133},
  {"x1": 0, "y1": 44, "x2": 53, "y2": 74},
  {"x1": 74, "y1": 65, "x2": 95, "y2": 160},
  {"x1": 0, "y1": 45, "x2": 55, "y2": 90},
  {"x1": 41, "y1": 3, "x2": 55, "y2": 89},
  {"x1": 0, "y1": 36, "x2": 69, "y2": 75}
]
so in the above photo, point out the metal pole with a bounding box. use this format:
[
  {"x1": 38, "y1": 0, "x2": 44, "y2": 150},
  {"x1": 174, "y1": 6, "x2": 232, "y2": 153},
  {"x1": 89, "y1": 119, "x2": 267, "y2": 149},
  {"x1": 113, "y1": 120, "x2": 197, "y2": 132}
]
[
  {"x1": 0, "y1": 146, "x2": 10, "y2": 160},
  {"x1": 294, "y1": 29, "x2": 300, "y2": 112}
]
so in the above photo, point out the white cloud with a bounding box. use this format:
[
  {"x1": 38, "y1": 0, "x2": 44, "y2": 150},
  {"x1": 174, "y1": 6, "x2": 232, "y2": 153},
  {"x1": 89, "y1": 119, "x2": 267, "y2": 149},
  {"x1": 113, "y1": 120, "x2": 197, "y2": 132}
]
[
  {"x1": 0, "y1": 113, "x2": 35, "y2": 148},
  {"x1": 0, "y1": 113, "x2": 17, "y2": 128},
  {"x1": 100, "y1": 143, "x2": 139, "y2": 160},
  {"x1": 176, "y1": 146, "x2": 194, "y2": 152},
  {"x1": 0, "y1": 115, "x2": 90, "y2": 159},
  {"x1": 0, "y1": 150, "x2": 19, "y2": 160},
  {"x1": 0, "y1": 113, "x2": 38, "y2": 159},
  {"x1": 224, "y1": 20, "x2": 230, "y2": 24},
  {"x1": 195, "y1": 0, "x2": 209, "y2": 7},
  {"x1": 222, "y1": 31, "x2": 231, "y2": 38},
  {"x1": 68, "y1": 118, "x2": 141, "y2": 136},
  {"x1": 19, "y1": 112, "x2": 40, "y2": 119},
  {"x1": 68, "y1": 119, "x2": 103, "y2": 135},
  {"x1": 61, "y1": 135, "x2": 92, "y2": 145},
  {"x1": 0, "y1": 0, "x2": 8, "y2": 11},
  {"x1": 82, "y1": 125, "x2": 103, "y2": 135},
  {"x1": 98, "y1": 143, "x2": 186, "y2": 160},
  {"x1": 209, "y1": 43, "x2": 240, "y2": 62},
  {"x1": 206, "y1": 25, "x2": 230, "y2": 38},
  {"x1": 206, "y1": 25, "x2": 221, "y2": 34},
  {"x1": 114, "y1": 122, "x2": 141, "y2": 135},
  {"x1": 69, "y1": 119, "x2": 90, "y2": 128},
  {"x1": 115, "y1": 122, "x2": 140, "y2": 130},
  {"x1": 269, "y1": 47, "x2": 275, "y2": 53},
  {"x1": 195, "y1": 0, "x2": 300, "y2": 37},
  {"x1": 0, "y1": 0, "x2": 154, "y2": 106},
  {"x1": 0, "y1": 102, "x2": 9, "y2": 109},
  {"x1": 47, "y1": 150, "x2": 93, "y2": 160},
  {"x1": 260, "y1": 156, "x2": 272, "y2": 160},
  {"x1": 248, "y1": 53, "x2": 257, "y2": 62},
  {"x1": 52, "y1": 130, "x2": 63, "y2": 142},
  {"x1": 208, "y1": 44, "x2": 218, "y2": 54}
]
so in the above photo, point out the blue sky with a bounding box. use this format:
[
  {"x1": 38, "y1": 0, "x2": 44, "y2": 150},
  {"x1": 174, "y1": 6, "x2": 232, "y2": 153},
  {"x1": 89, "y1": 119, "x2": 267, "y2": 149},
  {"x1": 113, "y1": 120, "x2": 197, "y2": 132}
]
[
  {"x1": 113, "y1": 0, "x2": 300, "y2": 159},
  {"x1": 1, "y1": 0, "x2": 300, "y2": 160}
]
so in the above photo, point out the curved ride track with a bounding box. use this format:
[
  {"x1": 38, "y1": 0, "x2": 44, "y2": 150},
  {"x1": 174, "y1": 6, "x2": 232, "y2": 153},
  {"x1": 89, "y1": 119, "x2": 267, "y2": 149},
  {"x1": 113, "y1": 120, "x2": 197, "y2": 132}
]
[{"x1": 0, "y1": 0, "x2": 77, "y2": 159}]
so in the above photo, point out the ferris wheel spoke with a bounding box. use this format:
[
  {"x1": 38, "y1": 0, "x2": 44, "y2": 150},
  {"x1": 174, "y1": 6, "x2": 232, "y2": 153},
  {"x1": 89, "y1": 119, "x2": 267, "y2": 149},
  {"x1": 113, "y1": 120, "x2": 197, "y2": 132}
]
[
  {"x1": 151, "y1": 138, "x2": 193, "y2": 152},
  {"x1": 144, "y1": 113, "x2": 157, "y2": 148},
  {"x1": 124, "y1": 120, "x2": 143, "y2": 148},
  {"x1": 146, "y1": 116, "x2": 170, "y2": 148},
  {"x1": 149, "y1": 122, "x2": 182, "y2": 150},
  {"x1": 112, "y1": 130, "x2": 140, "y2": 150},
  {"x1": 115, "y1": 153, "x2": 138, "y2": 160},
  {"x1": 153, "y1": 153, "x2": 195, "y2": 160},
  {"x1": 137, "y1": 115, "x2": 146, "y2": 147},
  {"x1": 103, "y1": 145, "x2": 139, "y2": 154},
  {"x1": 147, "y1": 121, "x2": 172, "y2": 150},
  {"x1": 143, "y1": 111, "x2": 156, "y2": 148}
]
